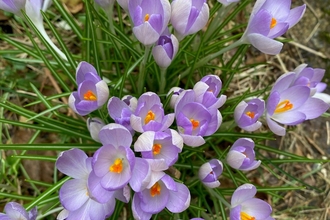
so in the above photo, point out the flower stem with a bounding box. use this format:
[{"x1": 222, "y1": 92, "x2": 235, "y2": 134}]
[
  {"x1": 137, "y1": 46, "x2": 151, "y2": 95},
  {"x1": 159, "y1": 67, "x2": 167, "y2": 94}
]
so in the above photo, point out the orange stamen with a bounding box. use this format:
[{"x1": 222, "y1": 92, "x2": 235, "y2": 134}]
[
  {"x1": 270, "y1": 17, "x2": 277, "y2": 29},
  {"x1": 109, "y1": 158, "x2": 123, "y2": 173},
  {"x1": 144, "y1": 110, "x2": 155, "y2": 124},
  {"x1": 274, "y1": 100, "x2": 293, "y2": 113},
  {"x1": 246, "y1": 111, "x2": 255, "y2": 119},
  {"x1": 144, "y1": 14, "x2": 150, "y2": 22},
  {"x1": 150, "y1": 182, "x2": 161, "y2": 197},
  {"x1": 83, "y1": 90, "x2": 97, "y2": 101},
  {"x1": 152, "y1": 143, "x2": 162, "y2": 155},
  {"x1": 190, "y1": 119, "x2": 200, "y2": 129},
  {"x1": 240, "y1": 212, "x2": 256, "y2": 220}
]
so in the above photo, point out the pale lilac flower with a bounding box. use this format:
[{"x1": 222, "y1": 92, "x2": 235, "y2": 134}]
[
  {"x1": 134, "y1": 129, "x2": 183, "y2": 166},
  {"x1": 128, "y1": 0, "x2": 171, "y2": 46},
  {"x1": 93, "y1": 124, "x2": 135, "y2": 190},
  {"x1": 152, "y1": 30, "x2": 179, "y2": 68},
  {"x1": 230, "y1": 183, "x2": 273, "y2": 220},
  {"x1": 56, "y1": 148, "x2": 116, "y2": 219},
  {"x1": 266, "y1": 72, "x2": 329, "y2": 136},
  {"x1": 198, "y1": 159, "x2": 223, "y2": 188},
  {"x1": 240, "y1": 0, "x2": 306, "y2": 55},
  {"x1": 68, "y1": 61, "x2": 109, "y2": 116},
  {"x1": 217, "y1": 0, "x2": 239, "y2": 6},
  {"x1": 234, "y1": 98, "x2": 265, "y2": 132},
  {"x1": 171, "y1": 0, "x2": 209, "y2": 40},
  {"x1": 130, "y1": 92, "x2": 175, "y2": 133},
  {"x1": 132, "y1": 174, "x2": 190, "y2": 218},
  {"x1": 0, "y1": 0, "x2": 26, "y2": 15},
  {"x1": 167, "y1": 87, "x2": 184, "y2": 108},
  {"x1": 226, "y1": 138, "x2": 261, "y2": 171},
  {"x1": 0, "y1": 202, "x2": 37, "y2": 220},
  {"x1": 86, "y1": 117, "x2": 105, "y2": 142}
]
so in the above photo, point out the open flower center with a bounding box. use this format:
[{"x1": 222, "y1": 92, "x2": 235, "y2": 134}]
[
  {"x1": 245, "y1": 111, "x2": 255, "y2": 119},
  {"x1": 274, "y1": 100, "x2": 293, "y2": 113},
  {"x1": 144, "y1": 110, "x2": 155, "y2": 124},
  {"x1": 144, "y1": 14, "x2": 150, "y2": 22},
  {"x1": 152, "y1": 143, "x2": 162, "y2": 155},
  {"x1": 83, "y1": 90, "x2": 97, "y2": 101},
  {"x1": 240, "y1": 211, "x2": 256, "y2": 220},
  {"x1": 150, "y1": 182, "x2": 161, "y2": 197},
  {"x1": 190, "y1": 119, "x2": 200, "y2": 129},
  {"x1": 270, "y1": 17, "x2": 277, "y2": 29},
  {"x1": 109, "y1": 158, "x2": 123, "y2": 173}
]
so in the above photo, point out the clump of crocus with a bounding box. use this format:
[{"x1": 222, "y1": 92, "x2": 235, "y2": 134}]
[
  {"x1": 226, "y1": 138, "x2": 261, "y2": 171},
  {"x1": 171, "y1": 0, "x2": 209, "y2": 40},
  {"x1": 266, "y1": 71, "x2": 329, "y2": 136},
  {"x1": 128, "y1": 0, "x2": 171, "y2": 46},
  {"x1": 68, "y1": 61, "x2": 109, "y2": 116},
  {"x1": 130, "y1": 92, "x2": 175, "y2": 133},
  {"x1": 230, "y1": 183, "x2": 274, "y2": 220},
  {"x1": 234, "y1": 98, "x2": 265, "y2": 132},
  {"x1": 198, "y1": 159, "x2": 223, "y2": 188},
  {"x1": 0, "y1": 202, "x2": 37, "y2": 220},
  {"x1": 152, "y1": 29, "x2": 179, "y2": 68},
  {"x1": 240, "y1": 0, "x2": 306, "y2": 55}
]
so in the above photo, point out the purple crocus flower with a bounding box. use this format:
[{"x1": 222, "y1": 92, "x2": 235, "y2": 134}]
[
  {"x1": 240, "y1": 0, "x2": 306, "y2": 55},
  {"x1": 56, "y1": 148, "x2": 116, "y2": 219},
  {"x1": 130, "y1": 92, "x2": 175, "y2": 133},
  {"x1": 152, "y1": 29, "x2": 179, "y2": 68},
  {"x1": 108, "y1": 96, "x2": 137, "y2": 135},
  {"x1": 86, "y1": 117, "x2": 105, "y2": 142},
  {"x1": 93, "y1": 123, "x2": 135, "y2": 190},
  {"x1": 134, "y1": 129, "x2": 183, "y2": 166},
  {"x1": 217, "y1": 0, "x2": 239, "y2": 6},
  {"x1": 0, "y1": 202, "x2": 37, "y2": 220},
  {"x1": 266, "y1": 72, "x2": 329, "y2": 136},
  {"x1": 198, "y1": 159, "x2": 223, "y2": 188},
  {"x1": 0, "y1": 0, "x2": 26, "y2": 15},
  {"x1": 68, "y1": 61, "x2": 109, "y2": 116},
  {"x1": 234, "y1": 98, "x2": 265, "y2": 132},
  {"x1": 230, "y1": 183, "x2": 273, "y2": 220},
  {"x1": 128, "y1": 0, "x2": 171, "y2": 46},
  {"x1": 226, "y1": 138, "x2": 261, "y2": 171},
  {"x1": 171, "y1": 0, "x2": 209, "y2": 40},
  {"x1": 132, "y1": 174, "x2": 190, "y2": 218}
]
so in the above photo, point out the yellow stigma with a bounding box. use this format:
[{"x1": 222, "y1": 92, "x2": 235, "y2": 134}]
[
  {"x1": 144, "y1": 14, "x2": 150, "y2": 22},
  {"x1": 150, "y1": 182, "x2": 161, "y2": 197},
  {"x1": 240, "y1": 212, "x2": 256, "y2": 220},
  {"x1": 245, "y1": 111, "x2": 255, "y2": 119},
  {"x1": 190, "y1": 119, "x2": 200, "y2": 130},
  {"x1": 83, "y1": 90, "x2": 97, "y2": 101},
  {"x1": 144, "y1": 110, "x2": 155, "y2": 124},
  {"x1": 109, "y1": 158, "x2": 123, "y2": 173},
  {"x1": 270, "y1": 17, "x2": 277, "y2": 29},
  {"x1": 152, "y1": 143, "x2": 162, "y2": 155},
  {"x1": 274, "y1": 100, "x2": 293, "y2": 113}
]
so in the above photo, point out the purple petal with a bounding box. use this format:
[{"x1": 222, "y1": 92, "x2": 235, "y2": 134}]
[
  {"x1": 59, "y1": 179, "x2": 89, "y2": 211},
  {"x1": 231, "y1": 183, "x2": 256, "y2": 207},
  {"x1": 287, "y1": 4, "x2": 306, "y2": 28},
  {"x1": 166, "y1": 182, "x2": 191, "y2": 213},
  {"x1": 298, "y1": 97, "x2": 329, "y2": 120},
  {"x1": 76, "y1": 61, "x2": 98, "y2": 85},
  {"x1": 3, "y1": 202, "x2": 29, "y2": 220},
  {"x1": 98, "y1": 123, "x2": 132, "y2": 148},
  {"x1": 130, "y1": 158, "x2": 151, "y2": 192},
  {"x1": 132, "y1": 193, "x2": 153, "y2": 220},
  {"x1": 246, "y1": 33, "x2": 283, "y2": 55},
  {"x1": 266, "y1": 115, "x2": 286, "y2": 136}
]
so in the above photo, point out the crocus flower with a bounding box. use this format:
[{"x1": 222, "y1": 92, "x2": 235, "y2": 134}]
[
  {"x1": 68, "y1": 61, "x2": 109, "y2": 116},
  {"x1": 128, "y1": 0, "x2": 171, "y2": 46},
  {"x1": 198, "y1": 159, "x2": 223, "y2": 188},
  {"x1": 0, "y1": 202, "x2": 37, "y2": 220},
  {"x1": 240, "y1": 0, "x2": 306, "y2": 55},
  {"x1": 171, "y1": 0, "x2": 209, "y2": 40},
  {"x1": 56, "y1": 148, "x2": 116, "y2": 219},
  {"x1": 167, "y1": 87, "x2": 184, "y2": 108},
  {"x1": 93, "y1": 123, "x2": 135, "y2": 190},
  {"x1": 134, "y1": 129, "x2": 183, "y2": 166},
  {"x1": 132, "y1": 174, "x2": 190, "y2": 218},
  {"x1": 266, "y1": 72, "x2": 329, "y2": 136},
  {"x1": 230, "y1": 183, "x2": 273, "y2": 220},
  {"x1": 86, "y1": 117, "x2": 105, "y2": 142},
  {"x1": 0, "y1": 0, "x2": 26, "y2": 15},
  {"x1": 217, "y1": 0, "x2": 239, "y2": 6},
  {"x1": 130, "y1": 92, "x2": 175, "y2": 133},
  {"x1": 108, "y1": 96, "x2": 137, "y2": 135},
  {"x1": 226, "y1": 138, "x2": 261, "y2": 171},
  {"x1": 152, "y1": 30, "x2": 179, "y2": 68},
  {"x1": 234, "y1": 98, "x2": 265, "y2": 132}
]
